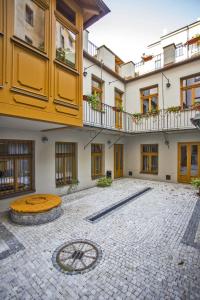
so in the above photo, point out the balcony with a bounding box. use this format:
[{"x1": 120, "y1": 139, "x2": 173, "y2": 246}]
[
  {"x1": 83, "y1": 99, "x2": 197, "y2": 133},
  {"x1": 85, "y1": 39, "x2": 200, "y2": 78}
]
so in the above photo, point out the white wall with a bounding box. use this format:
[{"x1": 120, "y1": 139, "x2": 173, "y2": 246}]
[
  {"x1": 124, "y1": 131, "x2": 200, "y2": 183},
  {"x1": 0, "y1": 127, "x2": 126, "y2": 211},
  {"x1": 126, "y1": 60, "x2": 200, "y2": 114},
  {"x1": 83, "y1": 57, "x2": 125, "y2": 108}
]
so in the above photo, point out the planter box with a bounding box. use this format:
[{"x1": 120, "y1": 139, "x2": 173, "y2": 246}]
[
  {"x1": 142, "y1": 55, "x2": 153, "y2": 62},
  {"x1": 185, "y1": 36, "x2": 200, "y2": 46}
]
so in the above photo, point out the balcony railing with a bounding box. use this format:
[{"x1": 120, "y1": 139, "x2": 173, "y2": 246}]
[{"x1": 83, "y1": 99, "x2": 197, "y2": 133}]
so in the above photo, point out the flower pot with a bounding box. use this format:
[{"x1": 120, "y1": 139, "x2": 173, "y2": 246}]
[
  {"x1": 185, "y1": 36, "x2": 200, "y2": 46},
  {"x1": 83, "y1": 95, "x2": 88, "y2": 101},
  {"x1": 142, "y1": 55, "x2": 153, "y2": 62}
]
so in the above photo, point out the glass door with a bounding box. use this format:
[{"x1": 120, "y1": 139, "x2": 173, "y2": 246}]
[{"x1": 178, "y1": 143, "x2": 200, "y2": 183}]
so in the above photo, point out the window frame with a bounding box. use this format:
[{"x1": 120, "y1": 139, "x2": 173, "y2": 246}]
[
  {"x1": 0, "y1": 139, "x2": 35, "y2": 199},
  {"x1": 55, "y1": 1, "x2": 79, "y2": 71},
  {"x1": 55, "y1": 142, "x2": 77, "y2": 187},
  {"x1": 141, "y1": 144, "x2": 158, "y2": 175},
  {"x1": 181, "y1": 73, "x2": 200, "y2": 108},
  {"x1": 140, "y1": 85, "x2": 159, "y2": 114},
  {"x1": 91, "y1": 144, "x2": 104, "y2": 180},
  {"x1": 91, "y1": 75, "x2": 103, "y2": 102}
]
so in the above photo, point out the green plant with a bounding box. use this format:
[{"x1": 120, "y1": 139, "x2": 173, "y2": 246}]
[
  {"x1": 67, "y1": 179, "x2": 79, "y2": 194},
  {"x1": 97, "y1": 177, "x2": 112, "y2": 187},
  {"x1": 132, "y1": 112, "x2": 143, "y2": 121},
  {"x1": 191, "y1": 178, "x2": 200, "y2": 195},
  {"x1": 87, "y1": 93, "x2": 101, "y2": 111},
  {"x1": 166, "y1": 106, "x2": 181, "y2": 113}
]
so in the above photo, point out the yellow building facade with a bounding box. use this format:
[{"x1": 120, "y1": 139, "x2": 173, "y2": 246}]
[{"x1": 0, "y1": 0, "x2": 109, "y2": 127}]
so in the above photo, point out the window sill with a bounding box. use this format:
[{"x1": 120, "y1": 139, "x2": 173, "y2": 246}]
[{"x1": 0, "y1": 189, "x2": 36, "y2": 200}]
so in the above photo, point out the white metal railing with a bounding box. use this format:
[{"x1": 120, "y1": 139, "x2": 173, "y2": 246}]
[{"x1": 83, "y1": 100, "x2": 197, "y2": 133}]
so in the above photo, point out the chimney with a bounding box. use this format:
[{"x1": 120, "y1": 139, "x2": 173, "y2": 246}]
[
  {"x1": 120, "y1": 61, "x2": 135, "y2": 79},
  {"x1": 163, "y1": 43, "x2": 176, "y2": 66}
]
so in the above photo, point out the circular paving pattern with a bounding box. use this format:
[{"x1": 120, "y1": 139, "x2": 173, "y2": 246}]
[{"x1": 52, "y1": 239, "x2": 102, "y2": 275}]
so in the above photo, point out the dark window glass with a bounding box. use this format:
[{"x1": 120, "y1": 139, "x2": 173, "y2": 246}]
[{"x1": 26, "y1": 4, "x2": 33, "y2": 26}]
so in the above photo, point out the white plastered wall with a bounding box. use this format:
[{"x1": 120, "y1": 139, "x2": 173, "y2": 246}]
[
  {"x1": 0, "y1": 127, "x2": 126, "y2": 211},
  {"x1": 83, "y1": 57, "x2": 125, "y2": 108},
  {"x1": 124, "y1": 131, "x2": 200, "y2": 183},
  {"x1": 126, "y1": 60, "x2": 200, "y2": 114}
]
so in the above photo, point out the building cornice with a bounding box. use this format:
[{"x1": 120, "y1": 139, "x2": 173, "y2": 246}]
[{"x1": 126, "y1": 55, "x2": 200, "y2": 83}]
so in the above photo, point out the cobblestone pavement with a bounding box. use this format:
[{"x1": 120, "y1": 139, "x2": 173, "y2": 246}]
[{"x1": 0, "y1": 179, "x2": 200, "y2": 300}]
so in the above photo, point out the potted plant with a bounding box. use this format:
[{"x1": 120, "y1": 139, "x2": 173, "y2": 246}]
[
  {"x1": 141, "y1": 54, "x2": 153, "y2": 62},
  {"x1": 67, "y1": 179, "x2": 79, "y2": 194},
  {"x1": 148, "y1": 109, "x2": 160, "y2": 117},
  {"x1": 132, "y1": 112, "x2": 144, "y2": 123},
  {"x1": 185, "y1": 34, "x2": 200, "y2": 46},
  {"x1": 97, "y1": 177, "x2": 112, "y2": 187},
  {"x1": 86, "y1": 93, "x2": 101, "y2": 111},
  {"x1": 166, "y1": 106, "x2": 181, "y2": 113},
  {"x1": 83, "y1": 95, "x2": 88, "y2": 101},
  {"x1": 191, "y1": 178, "x2": 200, "y2": 196},
  {"x1": 113, "y1": 104, "x2": 124, "y2": 112}
]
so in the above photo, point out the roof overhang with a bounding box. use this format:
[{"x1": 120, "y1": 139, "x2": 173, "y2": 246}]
[{"x1": 78, "y1": 0, "x2": 110, "y2": 29}]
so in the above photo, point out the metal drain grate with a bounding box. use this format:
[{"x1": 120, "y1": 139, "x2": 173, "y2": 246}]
[
  {"x1": 52, "y1": 240, "x2": 102, "y2": 275},
  {"x1": 86, "y1": 187, "x2": 152, "y2": 223}
]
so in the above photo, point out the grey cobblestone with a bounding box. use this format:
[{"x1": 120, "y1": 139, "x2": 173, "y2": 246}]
[{"x1": 0, "y1": 179, "x2": 200, "y2": 299}]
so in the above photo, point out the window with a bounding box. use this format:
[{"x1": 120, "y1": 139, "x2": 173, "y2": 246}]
[
  {"x1": 91, "y1": 76, "x2": 103, "y2": 110},
  {"x1": 140, "y1": 85, "x2": 158, "y2": 113},
  {"x1": 25, "y1": 4, "x2": 33, "y2": 26},
  {"x1": 176, "y1": 44, "x2": 184, "y2": 57},
  {"x1": 141, "y1": 144, "x2": 158, "y2": 174},
  {"x1": 91, "y1": 144, "x2": 103, "y2": 179},
  {"x1": 56, "y1": 21, "x2": 76, "y2": 68},
  {"x1": 56, "y1": 0, "x2": 76, "y2": 25},
  {"x1": 14, "y1": 0, "x2": 45, "y2": 51},
  {"x1": 0, "y1": 140, "x2": 34, "y2": 198},
  {"x1": 55, "y1": 142, "x2": 76, "y2": 187},
  {"x1": 181, "y1": 74, "x2": 200, "y2": 108},
  {"x1": 155, "y1": 54, "x2": 161, "y2": 70}
]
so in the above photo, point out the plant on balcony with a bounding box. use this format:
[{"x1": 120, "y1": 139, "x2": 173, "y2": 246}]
[
  {"x1": 132, "y1": 113, "x2": 144, "y2": 123},
  {"x1": 147, "y1": 108, "x2": 160, "y2": 116},
  {"x1": 192, "y1": 102, "x2": 200, "y2": 111},
  {"x1": 141, "y1": 54, "x2": 153, "y2": 62},
  {"x1": 166, "y1": 106, "x2": 181, "y2": 113},
  {"x1": 113, "y1": 104, "x2": 124, "y2": 112},
  {"x1": 185, "y1": 34, "x2": 200, "y2": 46},
  {"x1": 97, "y1": 176, "x2": 112, "y2": 187},
  {"x1": 86, "y1": 93, "x2": 102, "y2": 111},
  {"x1": 191, "y1": 178, "x2": 200, "y2": 196}
]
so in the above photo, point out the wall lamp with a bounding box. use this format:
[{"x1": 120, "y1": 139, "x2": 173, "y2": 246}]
[
  {"x1": 109, "y1": 79, "x2": 119, "y2": 85},
  {"x1": 41, "y1": 136, "x2": 48, "y2": 143},
  {"x1": 83, "y1": 63, "x2": 96, "y2": 77},
  {"x1": 162, "y1": 72, "x2": 171, "y2": 88}
]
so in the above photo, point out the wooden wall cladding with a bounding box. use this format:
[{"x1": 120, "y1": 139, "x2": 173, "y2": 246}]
[
  {"x1": 55, "y1": 65, "x2": 78, "y2": 107},
  {"x1": 12, "y1": 45, "x2": 48, "y2": 98},
  {"x1": 0, "y1": 0, "x2": 4, "y2": 86},
  {"x1": 0, "y1": 36, "x2": 3, "y2": 86}
]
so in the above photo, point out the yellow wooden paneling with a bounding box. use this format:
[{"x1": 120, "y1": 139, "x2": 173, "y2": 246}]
[
  {"x1": 0, "y1": 0, "x2": 83, "y2": 127},
  {"x1": 12, "y1": 46, "x2": 48, "y2": 97},
  {"x1": 55, "y1": 66, "x2": 77, "y2": 105},
  {"x1": 0, "y1": 36, "x2": 3, "y2": 86}
]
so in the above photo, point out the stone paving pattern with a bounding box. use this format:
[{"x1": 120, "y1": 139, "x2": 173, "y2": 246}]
[{"x1": 0, "y1": 179, "x2": 200, "y2": 300}]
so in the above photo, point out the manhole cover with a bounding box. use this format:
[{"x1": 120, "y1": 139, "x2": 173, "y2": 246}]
[{"x1": 52, "y1": 239, "x2": 102, "y2": 275}]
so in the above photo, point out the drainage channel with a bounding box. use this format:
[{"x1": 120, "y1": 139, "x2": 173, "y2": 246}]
[{"x1": 86, "y1": 187, "x2": 152, "y2": 223}]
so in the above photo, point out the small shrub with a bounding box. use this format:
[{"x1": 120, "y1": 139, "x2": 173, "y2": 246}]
[
  {"x1": 97, "y1": 177, "x2": 112, "y2": 187},
  {"x1": 191, "y1": 178, "x2": 200, "y2": 195}
]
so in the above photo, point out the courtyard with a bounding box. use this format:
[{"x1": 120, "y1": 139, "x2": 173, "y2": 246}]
[{"x1": 0, "y1": 178, "x2": 200, "y2": 300}]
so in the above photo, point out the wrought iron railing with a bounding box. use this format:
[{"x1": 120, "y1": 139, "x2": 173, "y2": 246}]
[{"x1": 83, "y1": 99, "x2": 197, "y2": 133}]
